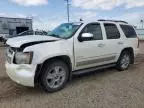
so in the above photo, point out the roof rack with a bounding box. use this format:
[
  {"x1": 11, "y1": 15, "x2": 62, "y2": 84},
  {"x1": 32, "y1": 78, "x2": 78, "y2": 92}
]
[{"x1": 98, "y1": 19, "x2": 128, "y2": 24}]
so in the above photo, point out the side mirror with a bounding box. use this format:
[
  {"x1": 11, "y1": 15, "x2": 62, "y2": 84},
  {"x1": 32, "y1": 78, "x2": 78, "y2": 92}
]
[{"x1": 79, "y1": 33, "x2": 94, "y2": 42}]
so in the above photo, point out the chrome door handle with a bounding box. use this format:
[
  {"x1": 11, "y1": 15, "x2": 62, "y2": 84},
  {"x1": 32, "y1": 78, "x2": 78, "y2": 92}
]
[
  {"x1": 98, "y1": 43, "x2": 105, "y2": 47},
  {"x1": 118, "y1": 42, "x2": 124, "y2": 45}
]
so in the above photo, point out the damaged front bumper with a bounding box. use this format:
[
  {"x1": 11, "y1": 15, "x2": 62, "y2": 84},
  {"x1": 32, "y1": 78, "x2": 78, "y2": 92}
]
[{"x1": 5, "y1": 62, "x2": 37, "y2": 87}]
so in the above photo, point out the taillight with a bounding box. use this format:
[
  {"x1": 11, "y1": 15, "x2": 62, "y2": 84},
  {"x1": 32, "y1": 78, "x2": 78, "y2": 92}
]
[{"x1": 137, "y1": 36, "x2": 140, "y2": 48}]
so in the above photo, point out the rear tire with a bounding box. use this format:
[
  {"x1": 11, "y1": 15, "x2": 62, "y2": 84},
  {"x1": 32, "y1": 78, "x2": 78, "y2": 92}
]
[
  {"x1": 116, "y1": 51, "x2": 131, "y2": 71},
  {"x1": 40, "y1": 59, "x2": 69, "y2": 92}
]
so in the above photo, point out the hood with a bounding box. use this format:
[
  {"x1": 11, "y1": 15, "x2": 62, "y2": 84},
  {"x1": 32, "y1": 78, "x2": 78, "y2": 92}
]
[{"x1": 6, "y1": 35, "x2": 60, "y2": 48}]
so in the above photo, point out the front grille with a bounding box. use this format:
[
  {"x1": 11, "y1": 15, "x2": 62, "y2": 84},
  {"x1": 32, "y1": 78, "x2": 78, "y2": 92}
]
[
  {"x1": 9, "y1": 47, "x2": 13, "y2": 55},
  {"x1": 6, "y1": 54, "x2": 11, "y2": 63},
  {"x1": 10, "y1": 47, "x2": 18, "y2": 52},
  {"x1": 5, "y1": 47, "x2": 15, "y2": 63}
]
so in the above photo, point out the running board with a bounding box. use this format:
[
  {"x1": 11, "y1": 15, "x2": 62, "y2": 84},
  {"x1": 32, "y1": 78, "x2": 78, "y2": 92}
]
[{"x1": 72, "y1": 63, "x2": 116, "y2": 75}]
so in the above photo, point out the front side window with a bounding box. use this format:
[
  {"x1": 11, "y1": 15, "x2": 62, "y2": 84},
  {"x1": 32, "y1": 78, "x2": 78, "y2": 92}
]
[
  {"x1": 48, "y1": 23, "x2": 82, "y2": 39},
  {"x1": 120, "y1": 25, "x2": 137, "y2": 38},
  {"x1": 82, "y1": 23, "x2": 103, "y2": 40},
  {"x1": 104, "y1": 23, "x2": 120, "y2": 39}
]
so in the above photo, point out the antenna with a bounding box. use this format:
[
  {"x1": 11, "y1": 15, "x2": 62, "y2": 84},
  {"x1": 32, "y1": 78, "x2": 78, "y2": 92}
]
[{"x1": 80, "y1": 18, "x2": 83, "y2": 22}]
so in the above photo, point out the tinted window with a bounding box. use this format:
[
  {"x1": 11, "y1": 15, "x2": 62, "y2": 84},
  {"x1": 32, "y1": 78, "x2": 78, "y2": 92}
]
[
  {"x1": 104, "y1": 23, "x2": 120, "y2": 39},
  {"x1": 120, "y1": 25, "x2": 137, "y2": 38},
  {"x1": 82, "y1": 23, "x2": 103, "y2": 40}
]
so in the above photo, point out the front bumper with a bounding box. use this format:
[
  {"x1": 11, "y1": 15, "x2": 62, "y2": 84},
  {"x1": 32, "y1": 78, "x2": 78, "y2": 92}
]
[{"x1": 5, "y1": 62, "x2": 37, "y2": 87}]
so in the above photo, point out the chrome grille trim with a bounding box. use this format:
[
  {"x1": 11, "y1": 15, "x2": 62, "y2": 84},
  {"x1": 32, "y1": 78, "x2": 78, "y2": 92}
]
[{"x1": 5, "y1": 47, "x2": 15, "y2": 63}]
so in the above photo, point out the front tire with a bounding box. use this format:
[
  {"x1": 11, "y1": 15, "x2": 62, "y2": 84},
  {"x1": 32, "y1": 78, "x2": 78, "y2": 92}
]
[
  {"x1": 40, "y1": 60, "x2": 69, "y2": 92},
  {"x1": 116, "y1": 51, "x2": 131, "y2": 71}
]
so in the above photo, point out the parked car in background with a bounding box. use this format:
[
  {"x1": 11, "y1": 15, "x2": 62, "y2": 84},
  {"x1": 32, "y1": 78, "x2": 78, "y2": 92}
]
[
  {"x1": 0, "y1": 34, "x2": 3, "y2": 42},
  {"x1": 136, "y1": 29, "x2": 144, "y2": 40},
  {"x1": 0, "y1": 34, "x2": 11, "y2": 43},
  {"x1": 5, "y1": 20, "x2": 139, "y2": 92},
  {"x1": 1, "y1": 30, "x2": 48, "y2": 43},
  {"x1": 18, "y1": 30, "x2": 48, "y2": 36}
]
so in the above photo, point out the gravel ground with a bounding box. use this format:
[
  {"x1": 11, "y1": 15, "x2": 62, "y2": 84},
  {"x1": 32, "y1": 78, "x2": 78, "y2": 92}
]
[{"x1": 0, "y1": 42, "x2": 144, "y2": 108}]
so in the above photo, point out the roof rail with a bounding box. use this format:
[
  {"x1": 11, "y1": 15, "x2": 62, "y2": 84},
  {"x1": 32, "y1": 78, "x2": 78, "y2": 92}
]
[{"x1": 98, "y1": 19, "x2": 128, "y2": 24}]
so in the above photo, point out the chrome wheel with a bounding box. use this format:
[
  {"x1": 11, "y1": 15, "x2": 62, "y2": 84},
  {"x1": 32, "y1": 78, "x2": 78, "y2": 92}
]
[
  {"x1": 46, "y1": 66, "x2": 66, "y2": 89},
  {"x1": 120, "y1": 53, "x2": 130, "y2": 69}
]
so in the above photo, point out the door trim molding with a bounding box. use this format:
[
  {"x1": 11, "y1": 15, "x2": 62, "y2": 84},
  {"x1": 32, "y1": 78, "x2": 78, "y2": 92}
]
[{"x1": 76, "y1": 56, "x2": 116, "y2": 67}]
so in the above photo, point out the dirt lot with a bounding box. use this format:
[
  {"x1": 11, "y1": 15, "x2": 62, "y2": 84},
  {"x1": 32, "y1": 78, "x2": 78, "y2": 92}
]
[{"x1": 0, "y1": 42, "x2": 144, "y2": 108}]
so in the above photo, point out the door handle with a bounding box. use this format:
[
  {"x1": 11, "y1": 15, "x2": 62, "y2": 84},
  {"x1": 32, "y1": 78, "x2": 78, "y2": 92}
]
[
  {"x1": 118, "y1": 42, "x2": 124, "y2": 45},
  {"x1": 98, "y1": 43, "x2": 105, "y2": 47}
]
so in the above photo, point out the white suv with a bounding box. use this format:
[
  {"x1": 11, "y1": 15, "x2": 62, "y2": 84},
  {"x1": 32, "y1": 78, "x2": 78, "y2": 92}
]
[{"x1": 5, "y1": 20, "x2": 139, "y2": 92}]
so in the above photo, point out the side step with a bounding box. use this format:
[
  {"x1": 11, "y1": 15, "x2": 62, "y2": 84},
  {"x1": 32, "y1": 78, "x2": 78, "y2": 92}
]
[{"x1": 72, "y1": 63, "x2": 116, "y2": 75}]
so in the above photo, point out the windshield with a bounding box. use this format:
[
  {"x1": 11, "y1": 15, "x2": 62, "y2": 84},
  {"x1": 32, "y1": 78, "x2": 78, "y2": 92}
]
[{"x1": 48, "y1": 23, "x2": 82, "y2": 39}]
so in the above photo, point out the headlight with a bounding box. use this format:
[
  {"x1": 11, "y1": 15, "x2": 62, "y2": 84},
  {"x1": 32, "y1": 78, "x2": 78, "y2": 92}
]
[{"x1": 14, "y1": 52, "x2": 33, "y2": 64}]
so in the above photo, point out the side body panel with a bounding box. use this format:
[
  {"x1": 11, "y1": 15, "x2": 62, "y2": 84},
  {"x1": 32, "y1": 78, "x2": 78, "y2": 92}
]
[
  {"x1": 24, "y1": 39, "x2": 74, "y2": 69},
  {"x1": 73, "y1": 22, "x2": 120, "y2": 70}
]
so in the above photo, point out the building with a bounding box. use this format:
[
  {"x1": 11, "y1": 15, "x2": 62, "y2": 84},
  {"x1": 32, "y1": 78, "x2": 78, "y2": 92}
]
[
  {"x1": 136, "y1": 29, "x2": 144, "y2": 40},
  {"x1": 0, "y1": 17, "x2": 32, "y2": 37}
]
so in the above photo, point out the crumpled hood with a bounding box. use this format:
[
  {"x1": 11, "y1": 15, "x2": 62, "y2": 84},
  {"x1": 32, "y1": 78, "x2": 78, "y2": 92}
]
[{"x1": 6, "y1": 35, "x2": 60, "y2": 48}]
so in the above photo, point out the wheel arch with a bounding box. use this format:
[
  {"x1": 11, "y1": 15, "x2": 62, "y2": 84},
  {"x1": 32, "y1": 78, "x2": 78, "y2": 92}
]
[
  {"x1": 34, "y1": 55, "x2": 72, "y2": 84},
  {"x1": 120, "y1": 47, "x2": 134, "y2": 64}
]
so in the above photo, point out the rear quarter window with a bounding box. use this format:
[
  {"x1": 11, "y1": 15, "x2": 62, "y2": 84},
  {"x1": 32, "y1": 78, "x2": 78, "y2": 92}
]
[{"x1": 120, "y1": 25, "x2": 137, "y2": 38}]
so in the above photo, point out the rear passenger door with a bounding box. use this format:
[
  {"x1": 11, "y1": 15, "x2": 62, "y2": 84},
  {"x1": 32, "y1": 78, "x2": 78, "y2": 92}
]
[{"x1": 102, "y1": 23, "x2": 123, "y2": 62}]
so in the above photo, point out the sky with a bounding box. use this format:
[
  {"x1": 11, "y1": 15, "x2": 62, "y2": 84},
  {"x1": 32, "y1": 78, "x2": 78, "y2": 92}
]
[{"x1": 0, "y1": 0, "x2": 144, "y2": 30}]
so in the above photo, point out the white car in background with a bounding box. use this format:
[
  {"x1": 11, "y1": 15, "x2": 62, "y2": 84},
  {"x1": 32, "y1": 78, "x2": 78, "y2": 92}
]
[
  {"x1": 136, "y1": 29, "x2": 144, "y2": 40},
  {"x1": 5, "y1": 20, "x2": 139, "y2": 92},
  {"x1": 1, "y1": 30, "x2": 48, "y2": 43}
]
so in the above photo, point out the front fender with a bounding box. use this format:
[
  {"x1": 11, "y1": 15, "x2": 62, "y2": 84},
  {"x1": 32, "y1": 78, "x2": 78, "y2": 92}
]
[{"x1": 23, "y1": 39, "x2": 74, "y2": 67}]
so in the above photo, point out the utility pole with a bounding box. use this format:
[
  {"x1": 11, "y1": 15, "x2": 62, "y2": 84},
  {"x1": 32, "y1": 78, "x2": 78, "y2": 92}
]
[
  {"x1": 65, "y1": 0, "x2": 70, "y2": 22},
  {"x1": 141, "y1": 19, "x2": 144, "y2": 29}
]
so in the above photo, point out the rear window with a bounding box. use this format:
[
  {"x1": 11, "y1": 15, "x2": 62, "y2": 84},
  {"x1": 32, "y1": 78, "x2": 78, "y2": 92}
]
[
  {"x1": 104, "y1": 23, "x2": 120, "y2": 39},
  {"x1": 120, "y1": 25, "x2": 137, "y2": 38}
]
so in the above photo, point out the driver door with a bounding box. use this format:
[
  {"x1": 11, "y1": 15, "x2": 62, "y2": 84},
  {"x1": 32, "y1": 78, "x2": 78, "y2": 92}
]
[{"x1": 74, "y1": 23, "x2": 107, "y2": 70}]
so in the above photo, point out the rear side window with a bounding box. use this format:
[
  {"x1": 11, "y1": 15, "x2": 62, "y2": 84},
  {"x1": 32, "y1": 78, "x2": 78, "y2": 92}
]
[
  {"x1": 104, "y1": 23, "x2": 120, "y2": 39},
  {"x1": 120, "y1": 25, "x2": 137, "y2": 38}
]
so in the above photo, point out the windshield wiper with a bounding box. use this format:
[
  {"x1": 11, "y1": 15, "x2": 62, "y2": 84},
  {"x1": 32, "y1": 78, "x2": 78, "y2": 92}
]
[
  {"x1": 48, "y1": 34, "x2": 65, "y2": 39},
  {"x1": 49, "y1": 34, "x2": 60, "y2": 38}
]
